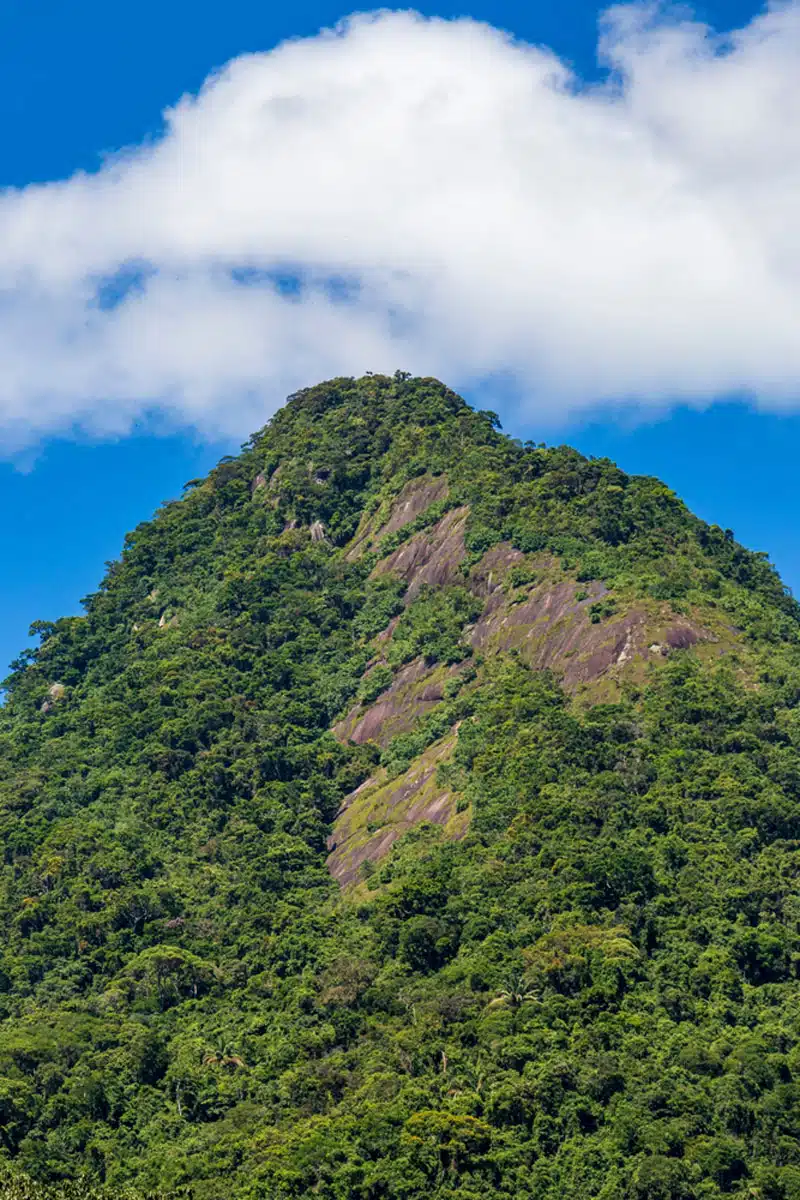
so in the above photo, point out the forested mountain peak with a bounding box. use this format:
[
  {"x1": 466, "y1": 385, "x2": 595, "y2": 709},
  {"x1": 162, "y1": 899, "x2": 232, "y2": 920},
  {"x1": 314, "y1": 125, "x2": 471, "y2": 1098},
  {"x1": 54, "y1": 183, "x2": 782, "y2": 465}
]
[{"x1": 1, "y1": 376, "x2": 800, "y2": 1200}]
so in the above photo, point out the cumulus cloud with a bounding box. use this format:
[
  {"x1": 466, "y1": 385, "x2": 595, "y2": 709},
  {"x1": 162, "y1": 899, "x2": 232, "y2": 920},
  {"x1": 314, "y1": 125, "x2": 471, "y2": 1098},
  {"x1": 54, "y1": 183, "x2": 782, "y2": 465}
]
[{"x1": 0, "y1": 1, "x2": 799, "y2": 445}]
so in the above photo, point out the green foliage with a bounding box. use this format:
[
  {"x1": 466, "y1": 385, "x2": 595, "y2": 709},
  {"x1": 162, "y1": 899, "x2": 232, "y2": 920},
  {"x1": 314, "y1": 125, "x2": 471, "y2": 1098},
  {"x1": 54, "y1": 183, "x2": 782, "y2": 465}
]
[
  {"x1": 0, "y1": 1178, "x2": 183, "y2": 1200},
  {"x1": 386, "y1": 586, "x2": 482, "y2": 668},
  {"x1": 588, "y1": 597, "x2": 617, "y2": 623},
  {"x1": 0, "y1": 375, "x2": 799, "y2": 1198},
  {"x1": 505, "y1": 564, "x2": 539, "y2": 591},
  {"x1": 357, "y1": 664, "x2": 395, "y2": 706}
]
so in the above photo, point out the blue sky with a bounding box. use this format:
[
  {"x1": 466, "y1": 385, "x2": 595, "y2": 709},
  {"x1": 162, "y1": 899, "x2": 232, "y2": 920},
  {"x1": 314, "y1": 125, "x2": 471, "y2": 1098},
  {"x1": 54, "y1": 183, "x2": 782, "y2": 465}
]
[{"x1": 0, "y1": 0, "x2": 795, "y2": 676}]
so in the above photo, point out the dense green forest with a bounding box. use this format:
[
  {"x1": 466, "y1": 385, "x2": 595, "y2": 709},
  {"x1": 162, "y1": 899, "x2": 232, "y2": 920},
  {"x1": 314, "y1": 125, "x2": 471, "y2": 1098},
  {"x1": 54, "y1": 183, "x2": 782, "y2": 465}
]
[{"x1": 1, "y1": 374, "x2": 800, "y2": 1199}]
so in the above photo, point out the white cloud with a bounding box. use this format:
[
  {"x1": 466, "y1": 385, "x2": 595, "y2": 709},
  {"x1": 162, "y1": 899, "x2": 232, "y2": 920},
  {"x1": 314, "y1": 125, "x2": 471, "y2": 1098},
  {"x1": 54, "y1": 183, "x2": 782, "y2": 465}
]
[{"x1": 0, "y1": 2, "x2": 799, "y2": 445}]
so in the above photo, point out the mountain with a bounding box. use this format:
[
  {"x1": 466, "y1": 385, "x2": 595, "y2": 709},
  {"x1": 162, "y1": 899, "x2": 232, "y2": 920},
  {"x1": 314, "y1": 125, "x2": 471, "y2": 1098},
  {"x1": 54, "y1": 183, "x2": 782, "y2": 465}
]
[{"x1": 1, "y1": 374, "x2": 800, "y2": 1200}]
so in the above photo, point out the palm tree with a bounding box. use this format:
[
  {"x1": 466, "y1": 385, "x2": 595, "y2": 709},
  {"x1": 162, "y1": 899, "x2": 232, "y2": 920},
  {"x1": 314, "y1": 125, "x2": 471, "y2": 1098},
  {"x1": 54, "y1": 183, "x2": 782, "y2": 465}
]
[
  {"x1": 202, "y1": 1044, "x2": 246, "y2": 1070},
  {"x1": 445, "y1": 1057, "x2": 486, "y2": 1099},
  {"x1": 487, "y1": 971, "x2": 538, "y2": 1010}
]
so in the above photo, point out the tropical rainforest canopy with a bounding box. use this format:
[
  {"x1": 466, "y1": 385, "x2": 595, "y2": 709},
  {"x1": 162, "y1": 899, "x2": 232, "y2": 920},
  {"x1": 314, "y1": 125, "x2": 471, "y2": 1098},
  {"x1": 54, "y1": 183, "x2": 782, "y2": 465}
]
[{"x1": 1, "y1": 375, "x2": 800, "y2": 1200}]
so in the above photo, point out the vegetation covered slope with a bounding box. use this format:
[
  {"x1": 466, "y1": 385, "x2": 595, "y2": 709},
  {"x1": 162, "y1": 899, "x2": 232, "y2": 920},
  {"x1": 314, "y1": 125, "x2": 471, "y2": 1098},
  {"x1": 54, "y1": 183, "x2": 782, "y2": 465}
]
[{"x1": 1, "y1": 374, "x2": 800, "y2": 1200}]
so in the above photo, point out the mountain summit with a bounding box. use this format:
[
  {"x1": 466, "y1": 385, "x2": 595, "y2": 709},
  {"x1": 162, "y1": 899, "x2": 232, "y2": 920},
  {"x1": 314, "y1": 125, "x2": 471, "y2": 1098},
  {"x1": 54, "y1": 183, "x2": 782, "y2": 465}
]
[{"x1": 2, "y1": 375, "x2": 800, "y2": 1199}]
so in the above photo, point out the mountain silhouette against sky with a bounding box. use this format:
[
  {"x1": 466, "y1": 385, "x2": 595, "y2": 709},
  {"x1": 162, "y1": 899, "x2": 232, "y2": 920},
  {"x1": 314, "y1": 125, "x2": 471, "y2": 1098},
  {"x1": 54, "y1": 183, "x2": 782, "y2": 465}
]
[{"x1": 1, "y1": 375, "x2": 799, "y2": 1200}]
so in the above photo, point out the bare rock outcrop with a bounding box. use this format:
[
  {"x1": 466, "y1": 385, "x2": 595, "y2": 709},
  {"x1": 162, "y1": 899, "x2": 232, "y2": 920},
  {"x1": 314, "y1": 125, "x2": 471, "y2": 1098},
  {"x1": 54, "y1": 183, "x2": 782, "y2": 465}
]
[
  {"x1": 310, "y1": 521, "x2": 330, "y2": 544},
  {"x1": 326, "y1": 732, "x2": 467, "y2": 886},
  {"x1": 372, "y1": 506, "x2": 469, "y2": 602},
  {"x1": 333, "y1": 657, "x2": 459, "y2": 748},
  {"x1": 467, "y1": 567, "x2": 710, "y2": 691},
  {"x1": 468, "y1": 543, "x2": 526, "y2": 598},
  {"x1": 345, "y1": 474, "x2": 449, "y2": 561},
  {"x1": 327, "y1": 541, "x2": 715, "y2": 886},
  {"x1": 40, "y1": 682, "x2": 66, "y2": 714}
]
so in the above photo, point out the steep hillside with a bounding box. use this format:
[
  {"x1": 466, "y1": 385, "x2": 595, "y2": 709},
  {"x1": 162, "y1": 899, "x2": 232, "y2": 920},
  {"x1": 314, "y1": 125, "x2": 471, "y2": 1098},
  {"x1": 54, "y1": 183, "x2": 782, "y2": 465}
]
[{"x1": 1, "y1": 375, "x2": 800, "y2": 1200}]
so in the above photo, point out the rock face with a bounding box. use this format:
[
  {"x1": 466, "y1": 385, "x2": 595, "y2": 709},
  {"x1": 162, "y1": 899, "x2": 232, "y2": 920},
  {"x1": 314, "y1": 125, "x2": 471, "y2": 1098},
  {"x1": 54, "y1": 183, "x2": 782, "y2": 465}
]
[
  {"x1": 329, "y1": 542, "x2": 715, "y2": 884},
  {"x1": 468, "y1": 542, "x2": 526, "y2": 597},
  {"x1": 466, "y1": 568, "x2": 709, "y2": 692},
  {"x1": 378, "y1": 475, "x2": 449, "y2": 539},
  {"x1": 251, "y1": 465, "x2": 282, "y2": 504},
  {"x1": 345, "y1": 473, "x2": 450, "y2": 561},
  {"x1": 326, "y1": 732, "x2": 467, "y2": 887},
  {"x1": 333, "y1": 658, "x2": 458, "y2": 748},
  {"x1": 40, "y1": 681, "x2": 66, "y2": 713},
  {"x1": 372, "y1": 506, "x2": 469, "y2": 602}
]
